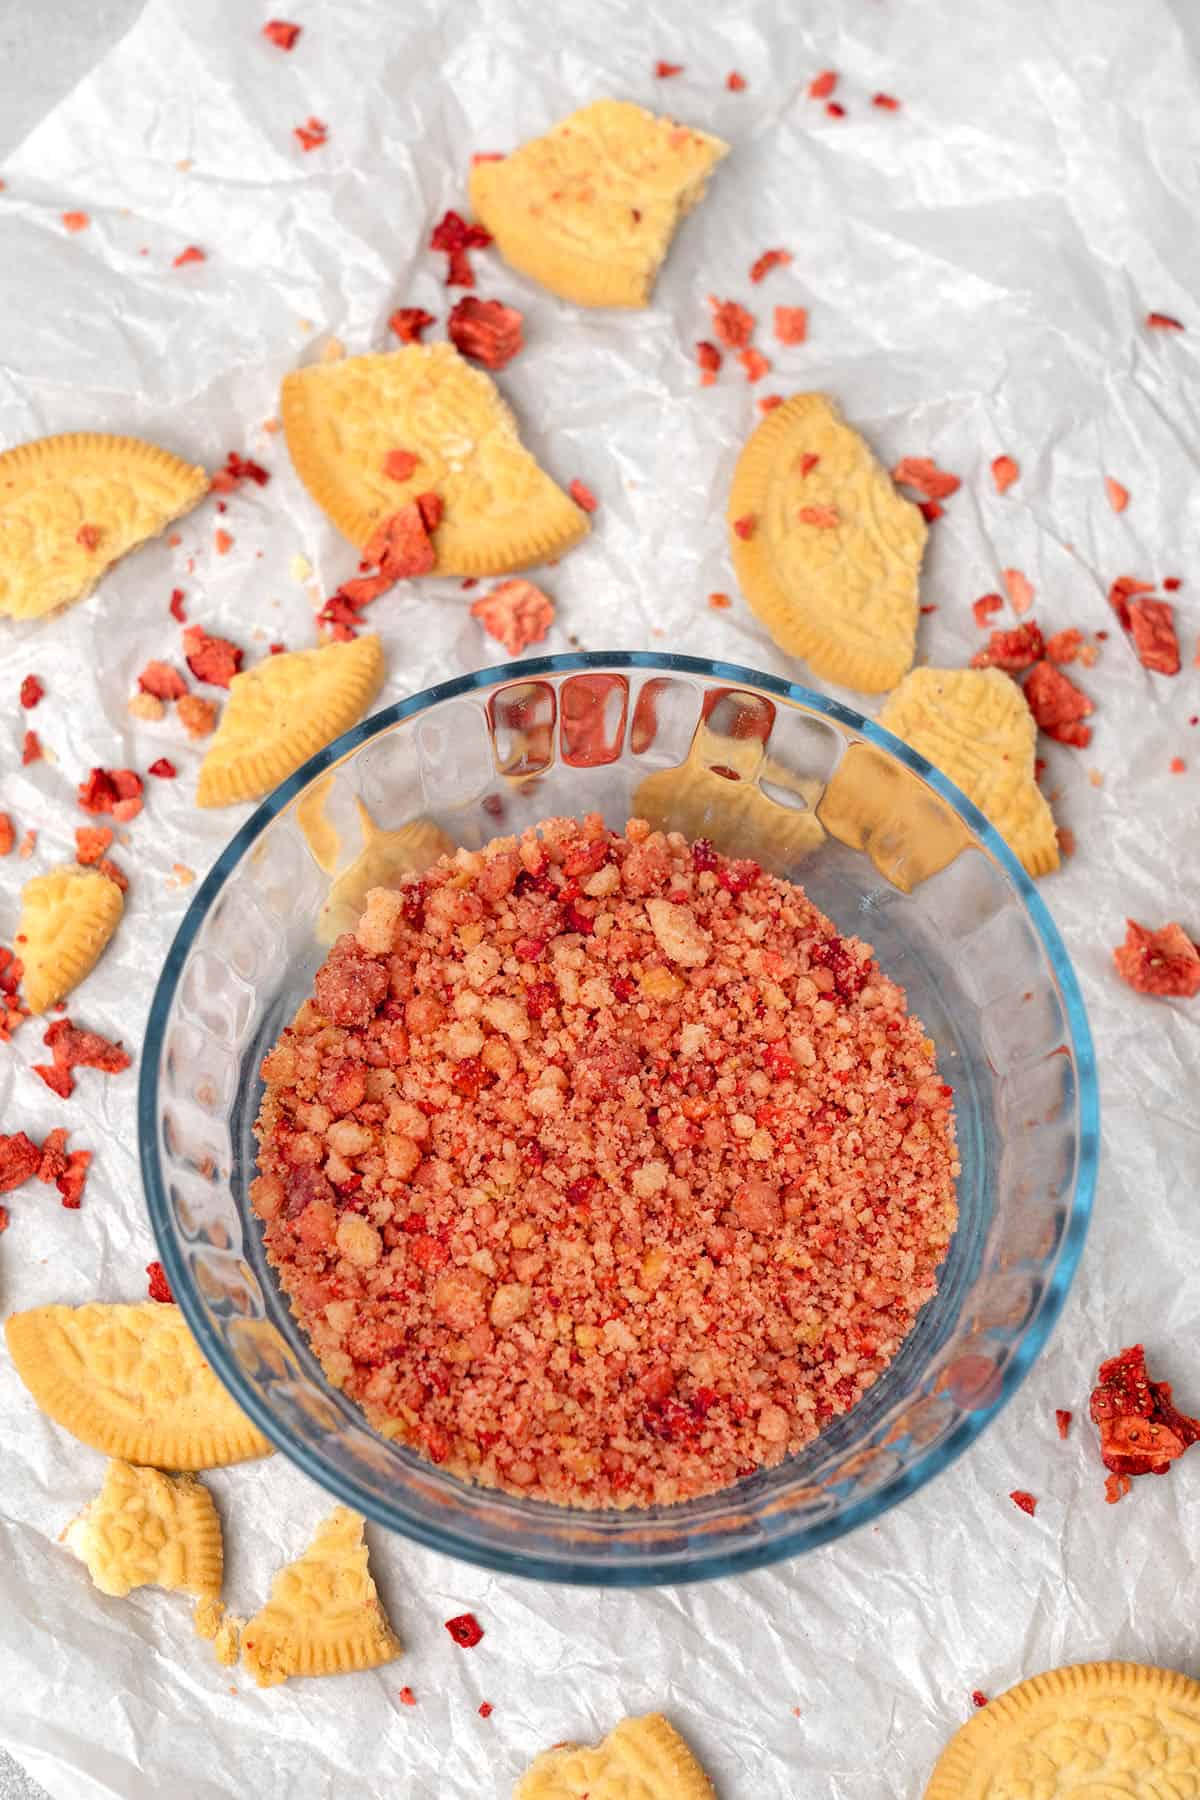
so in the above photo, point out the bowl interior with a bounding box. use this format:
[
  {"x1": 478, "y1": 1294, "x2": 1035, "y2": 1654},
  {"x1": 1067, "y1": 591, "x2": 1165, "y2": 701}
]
[{"x1": 140, "y1": 653, "x2": 1097, "y2": 1584}]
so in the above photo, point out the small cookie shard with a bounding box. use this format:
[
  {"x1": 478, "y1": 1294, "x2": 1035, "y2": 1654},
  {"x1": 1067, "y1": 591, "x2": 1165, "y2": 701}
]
[
  {"x1": 878, "y1": 668, "x2": 1059, "y2": 877},
  {"x1": 469, "y1": 100, "x2": 728, "y2": 310},
  {"x1": 196, "y1": 635, "x2": 384, "y2": 808},
  {"x1": 924, "y1": 1661, "x2": 1200, "y2": 1798},
  {"x1": 0, "y1": 433, "x2": 208, "y2": 619},
  {"x1": 4, "y1": 1302, "x2": 273, "y2": 1469},
  {"x1": 281, "y1": 342, "x2": 588, "y2": 570},
  {"x1": 17, "y1": 866, "x2": 124, "y2": 1014},
  {"x1": 516, "y1": 1712, "x2": 715, "y2": 1800},
  {"x1": 240, "y1": 1505, "x2": 401, "y2": 1687},
  {"x1": 65, "y1": 1458, "x2": 222, "y2": 1604},
  {"x1": 727, "y1": 393, "x2": 927, "y2": 691}
]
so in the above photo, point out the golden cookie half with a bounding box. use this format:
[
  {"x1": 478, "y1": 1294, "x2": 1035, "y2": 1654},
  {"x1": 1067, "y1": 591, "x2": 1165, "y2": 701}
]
[
  {"x1": 516, "y1": 1713, "x2": 715, "y2": 1800},
  {"x1": 925, "y1": 1662, "x2": 1200, "y2": 1798},
  {"x1": 241, "y1": 1505, "x2": 401, "y2": 1687},
  {"x1": 196, "y1": 635, "x2": 384, "y2": 808},
  {"x1": 877, "y1": 667, "x2": 1059, "y2": 877},
  {"x1": 469, "y1": 99, "x2": 728, "y2": 310},
  {"x1": 0, "y1": 433, "x2": 208, "y2": 620},
  {"x1": 17, "y1": 865, "x2": 124, "y2": 1014},
  {"x1": 727, "y1": 393, "x2": 927, "y2": 692},
  {"x1": 4, "y1": 1303, "x2": 273, "y2": 1469},
  {"x1": 65, "y1": 1458, "x2": 223, "y2": 1603},
  {"x1": 281, "y1": 342, "x2": 588, "y2": 570}
]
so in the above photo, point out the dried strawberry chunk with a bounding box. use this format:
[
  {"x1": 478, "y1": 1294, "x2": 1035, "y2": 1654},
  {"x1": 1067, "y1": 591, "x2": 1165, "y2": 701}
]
[
  {"x1": 727, "y1": 71, "x2": 747, "y2": 91},
  {"x1": 56, "y1": 1149, "x2": 91, "y2": 1209},
  {"x1": 808, "y1": 70, "x2": 838, "y2": 99},
  {"x1": 173, "y1": 245, "x2": 206, "y2": 267},
  {"x1": 138, "y1": 660, "x2": 188, "y2": 701},
  {"x1": 1045, "y1": 628, "x2": 1084, "y2": 665},
  {"x1": 444, "y1": 1612, "x2": 484, "y2": 1648},
  {"x1": 568, "y1": 478, "x2": 598, "y2": 513},
  {"x1": 732, "y1": 514, "x2": 756, "y2": 541},
  {"x1": 773, "y1": 306, "x2": 808, "y2": 345},
  {"x1": 263, "y1": 19, "x2": 301, "y2": 49},
  {"x1": 33, "y1": 1018, "x2": 132, "y2": 1101},
  {"x1": 1090, "y1": 1343, "x2": 1200, "y2": 1501},
  {"x1": 169, "y1": 587, "x2": 187, "y2": 622},
  {"x1": 872, "y1": 92, "x2": 901, "y2": 110},
  {"x1": 146, "y1": 1260, "x2": 175, "y2": 1302},
  {"x1": 708, "y1": 297, "x2": 755, "y2": 349},
  {"x1": 148, "y1": 758, "x2": 178, "y2": 779},
  {"x1": 365, "y1": 503, "x2": 438, "y2": 579},
  {"x1": 1009, "y1": 1490, "x2": 1037, "y2": 1516},
  {"x1": 797, "y1": 505, "x2": 839, "y2": 528},
  {"x1": 1113, "y1": 919, "x2": 1200, "y2": 999},
  {"x1": 22, "y1": 730, "x2": 42, "y2": 765},
  {"x1": 430, "y1": 210, "x2": 492, "y2": 289},
  {"x1": 1104, "y1": 475, "x2": 1129, "y2": 512},
  {"x1": 209, "y1": 449, "x2": 271, "y2": 493},
  {"x1": 77, "y1": 767, "x2": 144, "y2": 821},
  {"x1": 739, "y1": 347, "x2": 770, "y2": 383},
  {"x1": 1055, "y1": 1409, "x2": 1072, "y2": 1440},
  {"x1": 1002, "y1": 568, "x2": 1034, "y2": 615},
  {"x1": 891, "y1": 457, "x2": 961, "y2": 500},
  {"x1": 972, "y1": 593, "x2": 1003, "y2": 629},
  {"x1": 1146, "y1": 311, "x2": 1184, "y2": 330},
  {"x1": 825, "y1": 102, "x2": 846, "y2": 119},
  {"x1": 1127, "y1": 597, "x2": 1180, "y2": 675},
  {"x1": 294, "y1": 116, "x2": 328, "y2": 152},
  {"x1": 19, "y1": 675, "x2": 44, "y2": 709},
  {"x1": 0, "y1": 1133, "x2": 41, "y2": 1194},
  {"x1": 970, "y1": 621, "x2": 1045, "y2": 672},
  {"x1": 447, "y1": 296, "x2": 523, "y2": 370},
  {"x1": 1023, "y1": 661, "x2": 1093, "y2": 747},
  {"x1": 990, "y1": 454, "x2": 1019, "y2": 495},
  {"x1": 696, "y1": 340, "x2": 722, "y2": 385},
  {"x1": 1108, "y1": 573, "x2": 1155, "y2": 631},
  {"x1": 388, "y1": 306, "x2": 436, "y2": 344},
  {"x1": 183, "y1": 624, "x2": 244, "y2": 688},
  {"x1": 471, "y1": 579, "x2": 554, "y2": 656},
  {"x1": 655, "y1": 60, "x2": 683, "y2": 77},
  {"x1": 750, "y1": 248, "x2": 792, "y2": 284}
]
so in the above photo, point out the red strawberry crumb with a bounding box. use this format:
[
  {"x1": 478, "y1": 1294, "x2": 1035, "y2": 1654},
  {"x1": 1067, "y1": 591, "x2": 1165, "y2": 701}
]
[
  {"x1": 1164, "y1": 576, "x2": 1182, "y2": 591},
  {"x1": 920, "y1": 604, "x2": 938, "y2": 616},
  {"x1": 1170, "y1": 756, "x2": 1186, "y2": 774},
  {"x1": 709, "y1": 591, "x2": 731, "y2": 609},
  {"x1": 430, "y1": 211, "x2": 492, "y2": 289},
  {"x1": 1107, "y1": 573, "x2": 1155, "y2": 631},
  {"x1": 471, "y1": 579, "x2": 554, "y2": 655},
  {"x1": 97, "y1": 857, "x2": 127, "y2": 892},
  {"x1": 739, "y1": 347, "x2": 771, "y2": 382},
  {"x1": 696, "y1": 340, "x2": 722, "y2": 385},
  {"x1": 1146, "y1": 312, "x2": 1184, "y2": 330},
  {"x1": 209, "y1": 450, "x2": 271, "y2": 493},
  {"x1": 214, "y1": 528, "x2": 234, "y2": 555},
  {"x1": 294, "y1": 117, "x2": 328, "y2": 152},
  {"x1": 1113, "y1": 922, "x2": 1200, "y2": 998},
  {"x1": 918, "y1": 501, "x2": 943, "y2": 523},
  {"x1": 399, "y1": 1687, "x2": 416, "y2": 1706},
  {"x1": 732, "y1": 514, "x2": 756, "y2": 540},
  {"x1": 173, "y1": 245, "x2": 206, "y2": 267},
  {"x1": 774, "y1": 306, "x2": 808, "y2": 345},
  {"x1": 825, "y1": 102, "x2": 846, "y2": 118},
  {"x1": 809, "y1": 70, "x2": 838, "y2": 99},
  {"x1": 263, "y1": 20, "x2": 301, "y2": 49},
  {"x1": 990, "y1": 455, "x2": 1019, "y2": 495},
  {"x1": 1127, "y1": 598, "x2": 1180, "y2": 674},
  {"x1": 750, "y1": 248, "x2": 792, "y2": 284},
  {"x1": 708, "y1": 297, "x2": 755, "y2": 349},
  {"x1": 758, "y1": 394, "x2": 784, "y2": 413},
  {"x1": 1056, "y1": 1409, "x2": 1072, "y2": 1440},
  {"x1": 872, "y1": 93, "x2": 901, "y2": 110},
  {"x1": 18, "y1": 829, "x2": 36, "y2": 858},
  {"x1": 972, "y1": 593, "x2": 1004, "y2": 628},
  {"x1": 183, "y1": 625, "x2": 244, "y2": 688},
  {"x1": 146, "y1": 1260, "x2": 175, "y2": 1302},
  {"x1": 971, "y1": 1691, "x2": 989, "y2": 1709},
  {"x1": 138, "y1": 661, "x2": 188, "y2": 701},
  {"x1": 389, "y1": 307, "x2": 436, "y2": 344},
  {"x1": 797, "y1": 505, "x2": 839, "y2": 528},
  {"x1": 478, "y1": 1703, "x2": 493, "y2": 1719},
  {"x1": 147, "y1": 758, "x2": 178, "y2": 779},
  {"x1": 892, "y1": 457, "x2": 961, "y2": 500},
  {"x1": 1105, "y1": 475, "x2": 1129, "y2": 513},
  {"x1": 269, "y1": 642, "x2": 286, "y2": 654},
  {"x1": 568, "y1": 479, "x2": 598, "y2": 513},
  {"x1": 1024, "y1": 661, "x2": 1093, "y2": 747},
  {"x1": 0, "y1": 816, "x2": 12, "y2": 857},
  {"x1": 61, "y1": 211, "x2": 89, "y2": 232},
  {"x1": 1045, "y1": 627, "x2": 1084, "y2": 665},
  {"x1": 169, "y1": 587, "x2": 187, "y2": 622},
  {"x1": 1003, "y1": 568, "x2": 1034, "y2": 614},
  {"x1": 970, "y1": 621, "x2": 1045, "y2": 672},
  {"x1": 655, "y1": 61, "x2": 683, "y2": 78},
  {"x1": 0, "y1": 1134, "x2": 41, "y2": 1194},
  {"x1": 76, "y1": 523, "x2": 102, "y2": 550},
  {"x1": 447, "y1": 296, "x2": 523, "y2": 369},
  {"x1": 1009, "y1": 1490, "x2": 1037, "y2": 1516},
  {"x1": 19, "y1": 727, "x2": 40, "y2": 765},
  {"x1": 445, "y1": 1613, "x2": 484, "y2": 1648},
  {"x1": 382, "y1": 449, "x2": 420, "y2": 483},
  {"x1": 19, "y1": 675, "x2": 44, "y2": 709},
  {"x1": 727, "y1": 72, "x2": 746, "y2": 91}
]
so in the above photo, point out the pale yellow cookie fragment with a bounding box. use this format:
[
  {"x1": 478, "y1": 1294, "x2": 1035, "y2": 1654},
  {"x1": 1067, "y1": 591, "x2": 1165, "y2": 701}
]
[
  {"x1": 17, "y1": 865, "x2": 124, "y2": 1014},
  {"x1": 727, "y1": 393, "x2": 927, "y2": 692},
  {"x1": 240, "y1": 1505, "x2": 401, "y2": 1688},
  {"x1": 4, "y1": 1303, "x2": 273, "y2": 1469},
  {"x1": 64, "y1": 1458, "x2": 222, "y2": 1604},
  {"x1": 516, "y1": 1713, "x2": 716, "y2": 1800},
  {"x1": 877, "y1": 667, "x2": 1059, "y2": 877},
  {"x1": 196, "y1": 635, "x2": 384, "y2": 808},
  {"x1": 470, "y1": 100, "x2": 728, "y2": 309},
  {"x1": 925, "y1": 1661, "x2": 1200, "y2": 1798},
  {"x1": 0, "y1": 433, "x2": 208, "y2": 619},
  {"x1": 317, "y1": 801, "x2": 456, "y2": 944},
  {"x1": 281, "y1": 342, "x2": 588, "y2": 569}
]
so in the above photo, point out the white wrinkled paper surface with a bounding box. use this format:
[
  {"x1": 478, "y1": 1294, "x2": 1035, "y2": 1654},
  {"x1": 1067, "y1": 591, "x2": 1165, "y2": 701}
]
[{"x1": 2, "y1": 0, "x2": 1199, "y2": 1793}]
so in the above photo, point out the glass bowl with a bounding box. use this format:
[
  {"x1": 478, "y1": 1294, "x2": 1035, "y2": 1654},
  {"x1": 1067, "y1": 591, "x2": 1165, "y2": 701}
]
[{"x1": 139, "y1": 652, "x2": 1098, "y2": 1586}]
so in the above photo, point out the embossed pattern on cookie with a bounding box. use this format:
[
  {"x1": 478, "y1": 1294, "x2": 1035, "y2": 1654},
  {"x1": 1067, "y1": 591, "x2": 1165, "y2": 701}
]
[
  {"x1": 516, "y1": 1712, "x2": 716, "y2": 1800},
  {"x1": 469, "y1": 99, "x2": 729, "y2": 309},
  {"x1": 240, "y1": 1505, "x2": 401, "y2": 1687},
  {"x1": 65, "y1": 1458, "x2": 223, "y2": 1603},
  {"x1": 17, "y1": 866, "x2": 124, "y2": 1014}
]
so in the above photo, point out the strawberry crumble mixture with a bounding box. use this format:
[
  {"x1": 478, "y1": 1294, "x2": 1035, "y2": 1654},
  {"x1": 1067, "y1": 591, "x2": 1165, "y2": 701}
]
[{"x1": 252, "y1": 816, "x2": 959, "y2": 1509}]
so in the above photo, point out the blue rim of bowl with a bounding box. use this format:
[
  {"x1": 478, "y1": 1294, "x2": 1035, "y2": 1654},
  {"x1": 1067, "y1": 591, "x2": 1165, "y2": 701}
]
[{"x1": 139, "y1": 651, "x2": 1099, "y2": 1584}]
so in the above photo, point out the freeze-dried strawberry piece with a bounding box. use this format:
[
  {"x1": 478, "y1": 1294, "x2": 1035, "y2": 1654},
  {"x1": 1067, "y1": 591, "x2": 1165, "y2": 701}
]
[
  {"x1": 137, "y1": 660, "x2": 188, "y2": 701},
  {"x1": 56, "y1": 1149, "x2": 92, "y2": 1209},
  {"x1": 708, "y1": 297, "x2": 755, "y2": 349},
  {"x1": 1113, "y1": 920, "x2": 1200, "y2": 999},
  {"x1": 177, "y1": 695, "x2": 217, "y2": 739},
  {"x1": 77, "y1": 767, "x2": 144, "y2": 821},
  {"x1": 76, "y1": 523, "x2": 103, "y2": 550},
  {"x1": 214, "y1": 528, "x2": 234, "y2": 555},
  {"x1": 809, "y1": 70, "x2": 838, "y2": 98},
  {"x1": 1023, "y1": 661, "x2": 1093, "y2": 747},
  {"x1": 263, "y1": 19, "x2": 301, "y2": 49},
  {"x1": 1003, "y1": 568, "x2": 1034, "y2": 615},
  {"x1": 774, "y1": 306, "x2": 808, "y2": 345},
  {"x1": 972, "y1": 593, "x2": 1004, "y2": 629},
  {"x1": 416, "y1": 492, "x2": 443, "y2": 533},
  {"x1": 1056, "y1": 1409, "x2": 1072, "y2": 1440},
  {"x1": 797, "y1": 506, "x2": 839, "y2": 528},
  {"x1": 732, "y1": 514, "x2": 756, "y2": 540},
  {"x1": 970, "y1": 621, "x2": 1045, "y2": 672},
  {"x1": 471, "y1": 579, "x2": 554, "y2": 656},
  {"x1": 1090, "y1": 1342, "x2": 1200, "y2": 1501},
  {"x1": 382, "y1": 449, "x2": 420, "y2": 482},
  {"x1": 172, "y1": 245, "x2": 206, "y2": 268},
  {"x1": 183, "y1": 625, "x2": 244, "y2": 688},
  {"x1": 891, "y1": 457, "x2": 961, "y2": 500},
  {"x1": 1009, "y1": 1490, "x2": 1037, "y2": 1516},
  {"x1": 366, "y1": 503, "x2": 438, "y2": 578},
  {"x1": 654, "y1": 60, "x2": 683, "y2": 78},
  {"x1": 74, "y1": 825, "x2": 113, "y2": 865},
  {"x1": 696, "y1": 340, "x2": 722, "y2": 385},
  {"x1": 209, "y1": 450, "x2": 271, "y2": 493},
  {"x1": 727, "y1": 71, "x2": 747, "y2": 91},
  {"x1": 430, "y1": 210, "x2": 492, "y2": 288},
  {"x1": 0, "y1": 1133, "x2": 41, "y2": 1194},
  {"x1": 146, "y1": 1260, "x2": 175, "y2": 1302},
  {"x1": 19, "y1": 675, "x2": 44, "y2": 709},
  {"x1": 21, "y1": 730, "x2": 42, "y2": 764},
  {"x1": 42, "y1": 1017, "x2": 131, "y2": 1079},
  {"x1": 750, "y1": 248, "x2": 792, "y2": 284},
  {"x1": 918, "y1": 501, "x2": 942, "y2": 523},
  {"x1": 825, "y1": 102, "x2": 846, "y2": 119},
  {"x1": 1146, "y1": 312, "x2": 1184, "y2": 330},
  {"x1": 147, "y1": 757, "x2": 177, "y2": 779},
  {"x1": 990, "y1": 455, "x2": 1019, "y2": 495},
  {"x1": 1107, "y1": 573, "x2": 1155, "y2": 631},
  {"x1": 1104, "y1": 475, "x2": 1129, "y2": 513},
  {"x1": 447, "y1": 296, "x2": 523, "y2": 369},
  {"x1": 294, "y1": 116, "x2": 328, "y2": 152},
  {"x1": 1127, "y1": 598, "x2": 1180, "y2": 675},
  {"x1": 739, "y1": 347, "x2": 770, "y2": 382},
  {"x1": 169, "y1": 587, "x2": 187, "y2": 622},
  {"x1": 872, "y1": 92, "x2": 901, "y2": 110},
  {"x1": 62, "y1": 211, "x2": 90, "y2": 233},
  {"x1": 389, "y1": 307, "x2": 436, "y2": 345},
  {"x1": 1045, "y1": 628, "x2": 1084, "y2": 665},
  {"x1": 0, "y1": 816, "x2": 12, "y2": 857},
  {"x1": 568, "y1": 479, "x2": 598, "y2": 513}
]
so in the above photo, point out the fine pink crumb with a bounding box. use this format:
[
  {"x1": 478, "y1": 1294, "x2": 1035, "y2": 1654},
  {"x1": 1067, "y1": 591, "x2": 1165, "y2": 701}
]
[{"x1": 252, "y1": 818, "x2": 959, "y2": 1510}]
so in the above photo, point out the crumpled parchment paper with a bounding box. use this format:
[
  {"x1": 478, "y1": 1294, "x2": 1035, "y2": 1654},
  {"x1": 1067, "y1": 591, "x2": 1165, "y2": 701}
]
[{"x1": 2, "y1": 0, "x2": 1199, "y2": 1794}]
